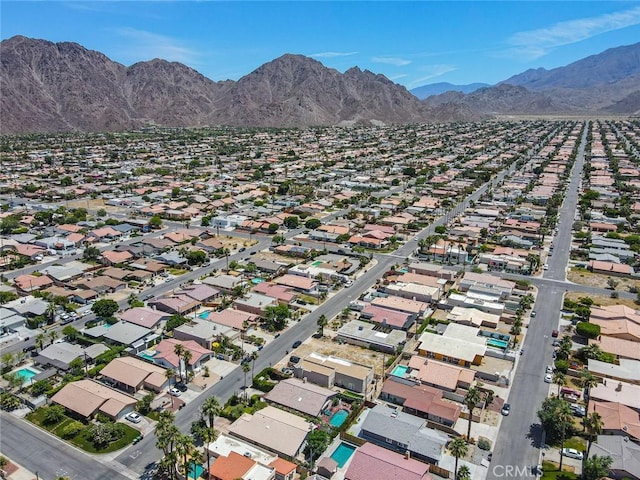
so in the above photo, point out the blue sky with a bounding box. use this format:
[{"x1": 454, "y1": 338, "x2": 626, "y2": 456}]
[{"x1": 3, "y1": 1, "x2": 640, "y2": 89}]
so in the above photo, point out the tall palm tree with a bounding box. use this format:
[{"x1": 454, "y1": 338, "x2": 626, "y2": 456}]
[
  {"x1": 155, "y1": 412, "x2": 179, "y2": 479},
  {"x1": 250, "y1": 351, "x2": 259, "y2": 380},
  {"x1": 242, "y1": 362, "x2": 251, "y2": 402},
  {"x1": 47, "y1": 330, "x2": 59, "y2": 346},
  {"x1": 35, "y1": 333, "x2": 45, "y2": 351},
  {"x1": 187, "y1": 449, "x2": 203, "y2": 480},
  {"x1": 202, "y1": 427, "x2": 218, "y2": 477},
  {"x1": 583, "y1": 412, "x2": 603, "y2": 458},
  {"x1": 464, "y1": 386, "x2": 482, "y2": 444},
  {"x1": 449, "y1": 437, "x2": 468, "y2": 477},
  {"x1": 201, "y1": 396, "x2": 220, "y2": 430},
  {"x1": 174, "y1": 433, "x2": 194, "y2": 478},
  {"x1": 173, "y1": 344, "x2": 185, "y2": 383},
  {"x1": 580, "y1": 370, "x2": 599, "y2": 414},
  {"x1": 45, "y1": 302, "x2": 57, "y2": 323},
  {"x1": 182, "y1": 350, "x2": 193, "y2": 383},
  {"x1": 553, "y1": 371, "x2": 567, "y2": 396},
  {"x1": 556, "y1": 401, "x2": 573, "y2": 472},
  {"x1": 165, "y1": 368, "x2": 176, "y2": 388},
  {"x1": 317, "y1": 314, "x2": 328, "y2": 337}
]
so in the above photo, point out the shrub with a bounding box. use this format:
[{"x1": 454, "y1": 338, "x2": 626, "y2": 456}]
[
  {"x1": 478, "y1": 438, "x2": 492, "y2": 450},
  {"x1": 576, "y1": 322, "x2": 600, "y2": 339},
  {"x1": 30, "y1": 379, "x2": 52, "y2": 396},
  {"x1": 0, "y1": 392, "x2": 21, "y2": 411},
  {"x1": 61, "y1": 420, "x2": 84, "y2": 439},
  {"x1": 44, "y1": 405, "x2": 66, "y2": 424},
  {"x1": 554, "y1": 359, "x2": 569, "y2": 374}
]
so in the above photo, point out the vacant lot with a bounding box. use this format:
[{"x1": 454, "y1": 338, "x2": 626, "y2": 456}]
[
  {"x1": 565, "y1": 291, "x2": 638, "y2": 309},
  {"x1": 282, "y1": 333, "x2": 389, "y2": 379},
  {"x1": 567, "y1": 267, "x2": 638, "y2": 293}
]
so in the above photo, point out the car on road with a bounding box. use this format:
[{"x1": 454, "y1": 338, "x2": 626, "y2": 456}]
[
  {"x1": 174, "y1": 382, "x2": 188, "y2": 392},
  {"x1": 546, "y1": 365, "x2": 554, "y2": 374},
  {"x1": 544, "y1": 373, "x2": 553, "y2": 383},
  {"x1": 562, "y1": 448, "x2": 584, "y2": 460},
  {"x1": 344, "y1": 280, "x2": 353, "y2": 288},
  {"x1": 543, "y1": 264, "x2": 549, "y2": 270},
  {"x1": 501, "y1": 403, "x2": 510, "y2": 416},
  {"x1": 249, "y1": 251, "x2": 256, "y2": 255},
  {"x1": 125, "y1": 412, "x2": 142, "y2": 423},
  {"x1": 292, "y1": 340, "x2": 302, "y2": 349},
  {"x1": 552, "y1": 329, "x2": 559, "y2": 338},
  {"x1": 239, "y1": 247, "x2": 246, "y2": 252},
  {"x1": 168, "y1": 387, "x2": 182, "y2": 397},
  {"x1": 530, "y1": 310, "x2": 536, "y2": 317}
]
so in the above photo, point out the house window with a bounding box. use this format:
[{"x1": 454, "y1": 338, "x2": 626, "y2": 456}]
[{"x1": 385, "y1": 437, "x2": 393, "y2": 444}]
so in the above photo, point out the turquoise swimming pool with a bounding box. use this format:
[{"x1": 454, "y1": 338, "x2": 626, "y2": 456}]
[
  {"x1": 187, "y1": 463, "x2": 203, "y2": 479},
  {"x1": 487, "y1": 338, "x2": 509, "y2": 349},
  {"x1": 15, "y1": 367, "x2": 39, "y2": 382},
  {"x1": 330, "y1": 442, "x2": 356, "y2": 467},
  {"x1": 329, "y1": 409, "x2": 349, "y2": 428},
  {"x1": 251, "y1": 278, "x2": 265, "y2": 284},
  {"x1": 391, "y1": 365, "x2": 409, "y2": 377},
  {"x1": 139, "y1": 351, "x2": 156, "y2": 362},
  {"x1": 198, "y1": 310, "x2": 211, "y2": 319}
]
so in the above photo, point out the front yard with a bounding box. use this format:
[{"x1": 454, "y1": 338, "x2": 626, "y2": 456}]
[{"x1": 27, "y1": 407, "x2": 139, "y2": 454}]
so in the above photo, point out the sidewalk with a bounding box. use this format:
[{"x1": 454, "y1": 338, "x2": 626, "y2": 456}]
[{"x1": 0, "y1": 456, "x2": 37, "y2": 480}]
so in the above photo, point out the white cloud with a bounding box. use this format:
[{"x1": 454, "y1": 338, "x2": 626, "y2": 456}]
[
  {"x1": 371, "y1": 56, "x2": 412, "y2": 66},
  {"x1": 505, "y1": 6, "x2": 640, "y2": 60},
  {"x1": 408, "y1": 64, "x2": 457, "y2": 87},
  {"x1": 388, "y1": 74, "x2": 409, "y2": 81},
  {"x1": 310, "y1": 51, "x2": 358, "y2": 58},
  {"x1": 115, "y1": 28, "x2": 199, "y2": 64}
]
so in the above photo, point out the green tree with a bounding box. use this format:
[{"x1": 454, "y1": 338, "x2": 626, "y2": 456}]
[
  {"x1": 0, "y1": 291, "x2": 18, "y2": 304},
  {"x1": 538, "y1": 397, "x2": 574, "y2": 445},
  {"x1": 264, "y1": 304, "x2": 290, "y2": 331},
  {"x1": 201, "y1": 396, "x2": 220, "y2": 430},
  {"x1": 62, "y1": 325, "x2": 79, "y2": 341},
  {"x1": 456, "y1": 464, "x2": 471, "y2": 480},
  {"x1": 304, "y1": 429, "x2": 330, "y2": 462},
  {"x1": 44, "y1": 405, "x2": 66, "y2": 425},
  {"x1": 283, "y1": 216, "x2": 300, "y2": 229},
  {"x1": 149, "y1": 215, "x2": 163, "y2": 229},
  {"x1": 583, "y1": 412, "x2": 604, "y2": 458},
  {"x1": 449, "y1": 437, "x2": 468, "y2": 478},
  {"x1": 30, "y1": 379, "x2": 51, "y2": 396},
  {"x1": 556, "y1": 400, "x2": 574, "y2": 472},
  {"x1": 582, "y1": 454, "x2": 613, "y2": 480},
  {"x1": 83, "y1": 246, "x2": 101, "y2": 261},
  {"x1": 464, "y1": 387, "x2": 481, "y2": 443},
  {"x1": 137, "y1": 393, "x2": 155, "y2": 415},
  {"x1": 317, "y1": 314, "x2": 328, "y2": 337},
  {"x1": 173, "y1": 344, "x2": 186, "y2": 384},
  {"x1": 580, "y1": 370, "x2": 599, "y2": 414},
  {"x1": 304, "y1": 218, "x2": 321, "y2": 229},
  {"x1": 553, "y1": 371, "x2": 567, "y2": 396},
  {"x1": 91, "y1": 299, "x2": 119, "y2": 318},
  {"x1": 242, "y1": 362, "x2": 251, "y2": 401}
]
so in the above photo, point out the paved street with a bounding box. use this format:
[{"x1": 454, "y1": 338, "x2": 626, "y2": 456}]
[{"x1": 486, "y1": 124, "x2": 588, "y2": 479}]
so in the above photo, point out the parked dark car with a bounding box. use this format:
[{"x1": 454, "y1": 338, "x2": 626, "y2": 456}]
[
  {"x1": 22, "y1": 345, "x2": 36, "y2": 353},
  {"x1": 292, "y1": 340, "x2": 302, "y2": 349},
  {"x1": 174, "y1": 382, "x2": 188, "y2": 392}
]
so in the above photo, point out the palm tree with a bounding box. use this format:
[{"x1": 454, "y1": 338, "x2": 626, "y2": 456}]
[
  {"x1": 187, "y1": 449, "x2": 203, "y2": 480},
  {"x1": 173, "y1": 344, "x2": 185, "y2": 383},
  {"x1": 165, "y1": 368, "x2": 176, "y2": 389},
  {"x1": 182, "y1": 350, "x2": 193, "y2": 383},
  {"x1": 35, "y1": 333, "x2": 45, "y2": 351},
  {"x1": 317, "y1": 314, "x2": 328, "y2": 337},
  {"x1": 583, "y1": 412, "x2": 603, "y2": 457},
  {"x1": 242, "y1": 362, "x2": 251, "y2": 401},
  {"x1": 201, "y1": 396, "x2": 220, "y2": 430},
  {"x1": 202, "y1": 427, "x2": 218, "y2": 477},
  {"x1": 47, "y1": 330, "x2": 59, "y2": 346},
  {"x1": 449, "y1": 437, "x2": 468, "y2": 477},
  {"x1": 464, "y1": 386, "x2": 482, "y2": 443},
  {"x1": 155, "y1": 412, "x2": 179, "y2": 479},
  {"x1": 174, "y1": 433, "x2": 194, "y2": 478},
  {"x1": 557, "y1": 336, "x2": 573, "y2": 360},
  {"x1": 580, "y1": 370, "x2": 599, "y2": 414},
  {"x1": 45, "y1": 302, "x2": 57, "y2": 323},
  {"x1": 250, "y1": 351, "x2": 259, "y2": 380},
  {"x1": 457, "y1": 464, "x2": 471, "y2": 480},
  {"x1": 553, "y1": 371, "x2": 567, "y2": 396},
  {"x1": 556, "y1": 400, "x2": 573, "y2": 472}
]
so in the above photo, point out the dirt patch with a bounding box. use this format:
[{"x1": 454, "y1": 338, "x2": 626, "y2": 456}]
[
  {"x1": 285, "y1": 333, "x2": 389, "y2": 379},
  {"x1": 565, "y1": 291, "x2": 639, "y2": 309},
  {"x1": 567, "y1": 268, "x2": 639, "y2": 293}
]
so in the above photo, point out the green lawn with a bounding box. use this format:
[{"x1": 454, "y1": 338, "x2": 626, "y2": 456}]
[
  {"x1": 27, "y1": 408, "x2": 140, "y2": 454},
  {"x1": 541, "y1": 461, "x2": 579, "y2": 480},
  {"x1": 563, "y1": 436, "x2": 587, "y2": 452}
]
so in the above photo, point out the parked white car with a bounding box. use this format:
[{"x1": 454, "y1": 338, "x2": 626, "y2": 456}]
[
  {"x1": 562, "y1": 448, "x2": 583, "y2": 460},
  {"x1": 545, "y1": 365, "x2": 554, "y2": 374},
  {"x1": 544, "y1": 373, "x2": 553, "y2": 383},
  {"x1": 168, "y1": 387, "x2": 182, "y2": 397},
  {"x1": 125, "y1": 412, "x2": 142, "y2": 423}
]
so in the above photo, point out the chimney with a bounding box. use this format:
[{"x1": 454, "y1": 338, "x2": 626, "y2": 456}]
[
  {"x1": 616, "y1": 382, "x2": 623, "y2": 392},
  {"x1": 405, "y1": 450, "x2": 410, "y2": 459}
]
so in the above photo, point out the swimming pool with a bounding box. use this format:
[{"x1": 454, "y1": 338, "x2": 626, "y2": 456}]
[
  {"x1": 251, "y1": 278, "x2": 265, "y2": 284},
  {"x1": 198, "y1": 310, "x2": 211, "y2": 319},
  {"x1": 487, "y1": 338, "x2": 509, "y2": 349},
  {"x1": 15, "y1": 367, "x2": 40, "y2": 382},
  {"x1": 391, "y1": 365, "x2": 409, "y2": 377},
  {"x1": 329, "y1": 409, "x2": 349, "y2": 428},
  {"x1": 139, "y1": 350, "x2": 156, "y2": 362},
  {"x1": 187, "y1": 463, "x2": 203, "y2": 479},
  {"x1": 330, "y1": 442, "x2": 356, "y2": 467},
  {"x1": 312, "y1": 260, "x2": 323, "y2": 267}
]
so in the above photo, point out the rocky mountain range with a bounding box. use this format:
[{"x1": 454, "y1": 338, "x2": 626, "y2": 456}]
[
  {"x1": 1, "y1": 35, "x2": 639, "y2": 134},
  {"x1": 0, "y1": 36, "x2": 486, "y2": 134},
  {"x1": 410, "y1": 82, "x2": 489, "y2": 99},
  {"x1": 423, "y1": 42, "x2": 640, "y2": 116}
]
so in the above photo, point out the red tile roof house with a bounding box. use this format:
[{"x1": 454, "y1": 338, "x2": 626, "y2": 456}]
[
  {"x1": 380, "y1": 378, "x2": 462, "y2": 427},
  {"x1": 275, "y1": 274, "x2": 317, "y2": 294},
  {"x1": 87, "y1": 226, "x2": 123, "y2": 241},
  {"x1": 100, "y1": 249, "x2": 134, "y2": 266},
  {"x1": 149, "y1": 295, "x2": 200, "y2": 315},
  {"x1": 51, "y1": 379, "x2": 137, "y2": 421},
  {"x1": 14, "y1": 274, "x2": 54, "y2": 294},
  {"x1": 153, "y1": 338, "x2": 213, "y2": 374},
  {"x1": 119, "y1": 307, "x2": 171, "y2": 329},
  {"x1": 345, "y1": 442, "x2": 432, "y2": 480}
]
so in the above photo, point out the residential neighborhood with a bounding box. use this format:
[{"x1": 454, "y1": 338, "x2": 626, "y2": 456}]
[{"x1": 0, "y1": 119, "x2": 639, "y2": 480}]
